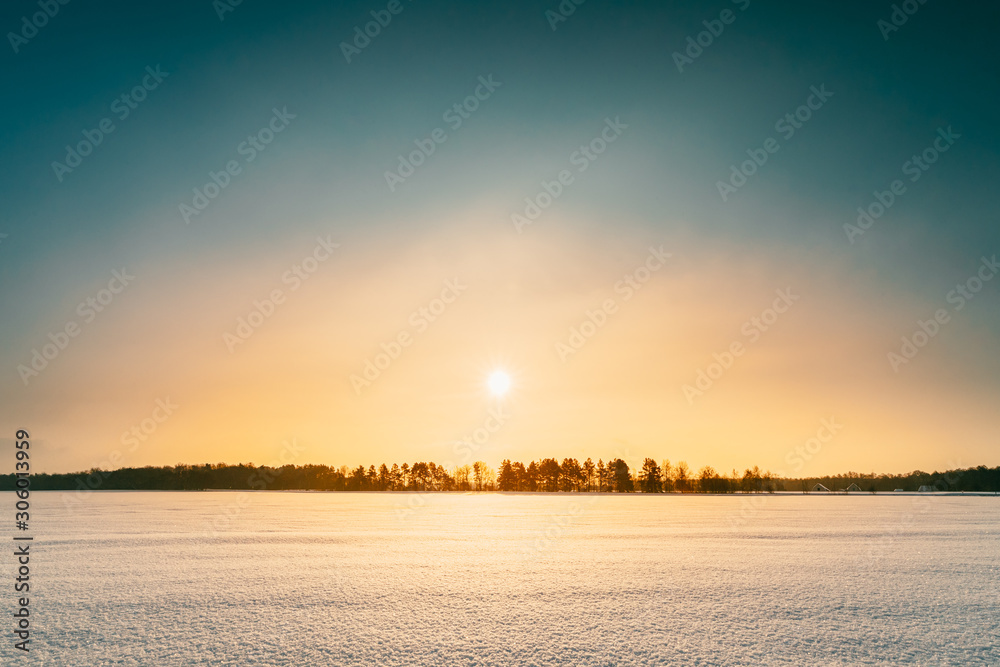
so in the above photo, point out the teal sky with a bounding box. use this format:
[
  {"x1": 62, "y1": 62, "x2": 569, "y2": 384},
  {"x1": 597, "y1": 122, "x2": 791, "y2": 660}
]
[{"x1": 2, "y1": 0, "x2": 998, "y2": 474}]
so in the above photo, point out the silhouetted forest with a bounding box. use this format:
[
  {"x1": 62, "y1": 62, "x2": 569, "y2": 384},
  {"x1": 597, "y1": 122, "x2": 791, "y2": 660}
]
[
  {"x1": 785, "y1": 466, "x2": 1000, "y2": 493},
  {"x1": 3, "y1": 458, "x2": 998, "y2": 493}
]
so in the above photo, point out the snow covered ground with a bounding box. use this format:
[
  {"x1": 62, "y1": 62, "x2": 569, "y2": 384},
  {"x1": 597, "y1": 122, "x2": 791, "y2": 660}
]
[{"x1": 12, "y1": 492, "x2": 1000, "y2": 665}]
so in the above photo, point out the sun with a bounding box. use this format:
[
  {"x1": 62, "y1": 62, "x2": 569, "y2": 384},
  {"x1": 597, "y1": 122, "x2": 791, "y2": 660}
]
[{"x1": 488, "y1": 370, "x2": 511, "y2": 397}]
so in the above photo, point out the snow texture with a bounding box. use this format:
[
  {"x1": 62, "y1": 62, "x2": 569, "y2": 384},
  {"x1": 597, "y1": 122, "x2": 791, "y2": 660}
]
[{"x1": 8, "y1": 491, "x2": 999, "y2": 665}]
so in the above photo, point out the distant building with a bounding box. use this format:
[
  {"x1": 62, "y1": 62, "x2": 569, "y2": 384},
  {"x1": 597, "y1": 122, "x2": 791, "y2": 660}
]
[
  {"x1": 845, "y1": 483, "x2": 863, "y2": 493},
  {"x1": 811, "y1": 483, "x2": 831, "y2": 492},
  {"x1": 917, "y1": 485, "x2": 936, "y2": 493},
  {"x1": 894, "y1": 488, "x2": 904, "y2": 492}
]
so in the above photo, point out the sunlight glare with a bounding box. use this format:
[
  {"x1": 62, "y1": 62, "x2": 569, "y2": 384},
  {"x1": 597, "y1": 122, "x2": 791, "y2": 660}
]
[{"x1": 488, "y1": 370, "x2": 511, "y2": 397}]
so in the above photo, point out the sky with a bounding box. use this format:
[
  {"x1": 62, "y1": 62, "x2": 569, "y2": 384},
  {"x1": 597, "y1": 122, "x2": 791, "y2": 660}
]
[{"x1": 1, "y1": 0, "x2": 998, "y2": 476}]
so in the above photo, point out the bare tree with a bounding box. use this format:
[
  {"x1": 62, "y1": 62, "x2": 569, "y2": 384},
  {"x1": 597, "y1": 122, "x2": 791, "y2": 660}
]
[
  {"x1": 661, "y1": 460, "x2": 674, "y2": 492},
  {"x1": 675, "y1": 461, "x2": 690, "y2": 493},
  {"x1": 454, "y1": 465, "x2": 472, "y2": 491}
]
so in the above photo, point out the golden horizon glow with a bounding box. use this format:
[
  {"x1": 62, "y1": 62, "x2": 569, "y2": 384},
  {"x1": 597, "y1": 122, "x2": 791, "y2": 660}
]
[{"x1": 6, "y1": 217, "x2": 999, "y2": 477}]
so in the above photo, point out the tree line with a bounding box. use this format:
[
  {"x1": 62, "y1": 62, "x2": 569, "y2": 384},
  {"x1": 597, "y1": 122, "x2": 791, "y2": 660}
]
[
  {"x1": 495, "y1": 458, "x2": 781, "y2": 493},
  {"x1": 2, "y1": 460, "x2": 997, "y2": 493},
  {"x1": 786, "y1": 465, "x2": 1000, "y2": 493}
]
